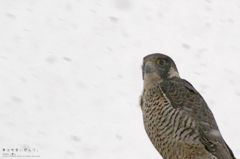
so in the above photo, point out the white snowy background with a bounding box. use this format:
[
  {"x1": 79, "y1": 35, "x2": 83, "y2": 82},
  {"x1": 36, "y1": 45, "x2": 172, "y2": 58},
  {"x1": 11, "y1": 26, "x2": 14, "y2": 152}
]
[{"x1": 0, "y1": 0, "x2": 239, "y2": 158}]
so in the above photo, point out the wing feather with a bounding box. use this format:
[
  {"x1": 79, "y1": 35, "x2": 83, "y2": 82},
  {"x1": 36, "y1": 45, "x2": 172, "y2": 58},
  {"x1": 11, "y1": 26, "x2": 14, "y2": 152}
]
[{"x1": 160, "y1": 77, "x2": 235, "y2": 159}]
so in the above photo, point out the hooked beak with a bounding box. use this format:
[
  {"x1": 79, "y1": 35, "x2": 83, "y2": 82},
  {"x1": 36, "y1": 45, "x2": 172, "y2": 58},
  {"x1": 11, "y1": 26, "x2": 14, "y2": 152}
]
[{"x1": 145, "y1": 61, "x2": 154, "y2": 74}]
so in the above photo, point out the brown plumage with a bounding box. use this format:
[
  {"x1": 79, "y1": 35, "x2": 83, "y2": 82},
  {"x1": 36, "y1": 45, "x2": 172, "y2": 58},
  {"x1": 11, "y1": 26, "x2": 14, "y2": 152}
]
[{"x1": 140, "y1": 53, "x2": 235, "y2": 159}]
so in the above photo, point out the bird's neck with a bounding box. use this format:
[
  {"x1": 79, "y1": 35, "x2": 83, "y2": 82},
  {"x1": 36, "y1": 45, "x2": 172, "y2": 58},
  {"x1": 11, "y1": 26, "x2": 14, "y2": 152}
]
[{"x1": 143, "y1": 72, "x2": 162, "y2": 89}]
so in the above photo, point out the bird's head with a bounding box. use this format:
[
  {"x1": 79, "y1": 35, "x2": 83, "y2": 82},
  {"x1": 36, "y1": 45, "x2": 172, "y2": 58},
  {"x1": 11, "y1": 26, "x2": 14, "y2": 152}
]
[{"x1": 142, "y1": 53, "x2": 179, "y2": 85}]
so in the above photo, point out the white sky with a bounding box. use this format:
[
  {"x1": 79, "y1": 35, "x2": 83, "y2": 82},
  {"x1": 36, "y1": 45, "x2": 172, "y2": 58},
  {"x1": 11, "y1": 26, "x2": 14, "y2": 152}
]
[{"x1": 0, "y1": 0, "x2": 239, "y2": 158}]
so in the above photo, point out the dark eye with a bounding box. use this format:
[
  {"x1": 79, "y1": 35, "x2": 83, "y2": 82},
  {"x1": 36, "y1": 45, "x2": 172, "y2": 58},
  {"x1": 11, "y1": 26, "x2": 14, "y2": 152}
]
[{"x1": 157, "y1": 59, "x2": 167, "y2": 66}]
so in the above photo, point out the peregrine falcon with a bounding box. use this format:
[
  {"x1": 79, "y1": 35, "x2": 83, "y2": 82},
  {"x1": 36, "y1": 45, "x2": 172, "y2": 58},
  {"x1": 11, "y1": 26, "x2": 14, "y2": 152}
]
[{"x1": 140, "y1": 53, "x2": 235, "y2": 159}]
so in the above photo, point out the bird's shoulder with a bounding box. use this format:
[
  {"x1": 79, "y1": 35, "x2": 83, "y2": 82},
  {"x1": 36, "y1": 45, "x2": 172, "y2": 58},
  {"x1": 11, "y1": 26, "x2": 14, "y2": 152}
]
[
  {"x1": 159, "y1": 77, "x2": 216, "y2": 127},
  {"x1": 159, "y1": 77, "x2": 203, "y2": 109}
]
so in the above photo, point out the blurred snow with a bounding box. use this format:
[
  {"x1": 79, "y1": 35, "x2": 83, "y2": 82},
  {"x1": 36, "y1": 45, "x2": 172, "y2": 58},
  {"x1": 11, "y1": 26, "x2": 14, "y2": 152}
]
[{"x1": 0, "y1": 0, "x2": 239, "y2": 158}]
